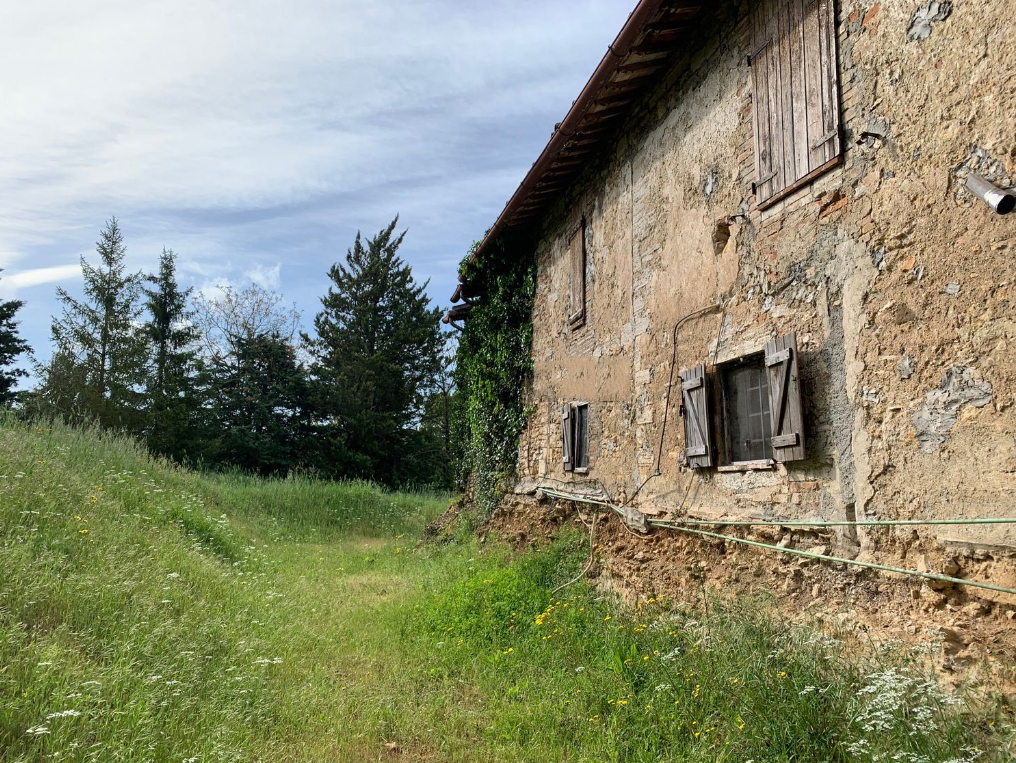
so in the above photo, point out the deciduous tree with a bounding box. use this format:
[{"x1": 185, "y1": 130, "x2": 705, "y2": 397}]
[{"x1": 193, "y1": 282, "x2": 301, "y2": 364}]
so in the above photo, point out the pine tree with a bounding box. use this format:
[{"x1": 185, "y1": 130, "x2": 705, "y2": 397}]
[
  {"x1": 309, "y1": 216, "x2": 443, "y2": 484},
  {"x1": 46, "y1": 218, "x2": 149, "y2": 431},
  {"x1": 144, "y1": 248, "x2": 201, "y2": 461},
  {"x1": 0, "y1": 269, "x2": 31, "y2": 406},
  {"x1": 208, "y1": 332, "x2": 310, "y2": 476}
]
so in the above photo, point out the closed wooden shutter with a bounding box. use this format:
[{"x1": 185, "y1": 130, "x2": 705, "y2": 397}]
[
  {"x1": 764, "y1": 332, "x2": 806, "y2": 462},
  {"x1": 750, "y1": 0, "x2": 841, "y2": 206},
  {"x1": 561, "y1": 403, "x2": 574, "y2": 472},
  {"x1": 680, "y1": 365, "x2": 714, "y2": 469},
  {"x1": 568, "y1": 220, "x2": 586, "y2": 327}
]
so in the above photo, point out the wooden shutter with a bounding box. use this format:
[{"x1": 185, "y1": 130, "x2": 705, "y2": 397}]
[
  {"x1": 764, "y1": 332, "x2": 806, "y2": 462},
  {"x1": 561, "y1": 403, "x2": 574, "y2": 472},
  {"x1": 750, "y1": 0, "x2": 840, "y2": 206},
  {"x1": 568, "y1": 220, "x2": 586, "y2": 327},
  {"x1": 680, "y1": 365, "x2": 714, "y2": 469},
  {"x1": 750, "y1": 19, "x2": 779, "y2": 204}
]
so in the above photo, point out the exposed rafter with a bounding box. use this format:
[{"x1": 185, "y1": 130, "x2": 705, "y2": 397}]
[{"x1": 465, "y1": 1, "x2": 706, "y2": 273}]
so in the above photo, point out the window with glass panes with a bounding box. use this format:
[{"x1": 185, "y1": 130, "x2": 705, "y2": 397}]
[{"x1": 721, "y1": 357, "x2": 774, "y2": 463}]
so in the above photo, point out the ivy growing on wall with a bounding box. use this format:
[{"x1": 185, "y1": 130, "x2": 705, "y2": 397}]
[{"x1": 452, "y1": 234, "x2": 537, "y2": 517}]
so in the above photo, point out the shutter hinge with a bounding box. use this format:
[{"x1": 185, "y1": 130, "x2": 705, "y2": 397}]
[
  {"x1": 747, "y1": 39, "x2": 771, "y2": 66},
  {"x1": 811, "y1": 130, "x2": 838, "y2": 150},
  {"x1": 766, "y1": 348, "x2": 792, "y2": 366}
]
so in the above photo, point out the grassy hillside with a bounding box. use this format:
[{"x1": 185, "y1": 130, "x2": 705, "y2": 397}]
[{"x1": 1, "y1": 417, "x2": 1013, "y2": 762}]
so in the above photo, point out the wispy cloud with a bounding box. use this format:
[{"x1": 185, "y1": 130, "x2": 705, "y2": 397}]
[
  {"x1": 0, "y1": 0, "x2": 633, "y2": 366},
  {"x1": 0, "y1": 265, "x2": 82, "y2": 296}
]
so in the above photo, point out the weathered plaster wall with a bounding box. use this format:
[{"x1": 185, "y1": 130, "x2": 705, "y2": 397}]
[{"x1": 515, "y1": 0, "x2": 1016, "y2": 601}]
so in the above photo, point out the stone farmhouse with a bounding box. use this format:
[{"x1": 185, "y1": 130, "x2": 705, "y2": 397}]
[{"x1": 449, "y1": 0, "x2": 1016, "y2": 608}]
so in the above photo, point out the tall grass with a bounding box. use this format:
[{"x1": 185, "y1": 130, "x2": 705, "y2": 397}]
[
  {"x1": 0, "y1": 417, "x2": 447, "y2": 762},
  {"x1": 202, "y1": 471, "x2": 449, "y2": 541},
  {"x1": 1, "y1": 415, "x2": 1012, "y2": 762},
  {"x1": 406, "y1": 539, "x2": 1015, "y2": 762}
]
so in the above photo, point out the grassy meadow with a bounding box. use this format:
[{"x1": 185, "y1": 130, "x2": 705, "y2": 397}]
[{"x1": 1, "y1": 416, "x2": 1013, "y2": 762}]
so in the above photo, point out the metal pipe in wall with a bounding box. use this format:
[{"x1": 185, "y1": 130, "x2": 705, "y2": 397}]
[{"x1": 966, "y1": 172, "x2": 1016, "y2": 215}]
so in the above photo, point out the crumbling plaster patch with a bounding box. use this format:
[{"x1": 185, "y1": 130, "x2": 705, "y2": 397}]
[{"x1": 912, "y1": 366, "x2": 993, "y2": 453}]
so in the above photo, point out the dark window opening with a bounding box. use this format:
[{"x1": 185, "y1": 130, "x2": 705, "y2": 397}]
[
  {"x1": 680, "y1": 333, "x2": 805, "y2": 470},
  {"x1": 562, "y1": 401, "x2": 590, "y2": 472},
  {"x1": 721, "y1": 356, "x2": 774, "y2": 464},
  {"x1": 569, "y1": 219, "x2": 587, "y2": 328}
]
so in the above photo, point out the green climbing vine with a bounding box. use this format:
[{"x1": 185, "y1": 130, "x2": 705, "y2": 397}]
[{"x1": 452, "y1": 234, "x2": 537, "y2": 517}]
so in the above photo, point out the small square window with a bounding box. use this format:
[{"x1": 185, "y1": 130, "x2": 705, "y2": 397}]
[
  {"x1": 720, "y1": 356, "x2": 773, "y2": 464},
  {"x1": 680, "y1": 333, "x2": 805, "y2": 470}
]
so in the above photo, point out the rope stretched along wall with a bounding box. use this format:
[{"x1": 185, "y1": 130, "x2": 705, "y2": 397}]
[
  {"x1": 534, "y1": 486, "x2": 1016, "y2": 598},
  {"x1": 537, "y1": 488, "x2": 1016, "y2": 528},
  {"x1": 656, "y1": 523, "x2": 1016, "y2": 598}
]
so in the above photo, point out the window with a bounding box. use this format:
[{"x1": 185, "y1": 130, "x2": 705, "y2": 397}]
[
  {"x1": 568, "y1": 218, "x2": 587, "y2": 328},
  {"x1": 749, "y1": 0, "x2": 841, "y2": 207},
  {"x1": 721, "y1": 356, "x2": 774, "y2": 463},
  {"x1": 561, "y1": 402, "x2": 589, "y2": 472},
  {"x1": 680, "y1": 333, "x2": 806, "y2": 469}
]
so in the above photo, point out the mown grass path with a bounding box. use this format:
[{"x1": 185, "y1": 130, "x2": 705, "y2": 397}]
[{"x1": 2, "y1": 418, "x2": 1013, "y2": 763}]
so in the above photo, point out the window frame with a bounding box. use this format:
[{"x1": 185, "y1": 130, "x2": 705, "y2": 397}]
[{"x1": 717, "y1": 353, "x2": 777, "y2": 471}]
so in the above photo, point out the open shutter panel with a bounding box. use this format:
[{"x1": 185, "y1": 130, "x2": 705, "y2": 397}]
[
  {"x1": 568, "y1": 222, "x2": 586, "y2": 327},
  {"x1": 680, "y1": 364, "x2": 714, "y2": 469},
  {"x1": 561, "y1": 403, "x2": 574, "y2": 472},
  {"x1": 751, "y1": 0, "x2": 841, "y2": 205},
  {"x1": 764, "y1": 332, "x2": 806, "y2": 462},
  {"x1": 803, "y1": 0, "x2": 841, "y2": 171}
]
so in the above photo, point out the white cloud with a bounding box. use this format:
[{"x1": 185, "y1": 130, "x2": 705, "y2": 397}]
[
  {"x1": 245, "y1": 263, "x2": 282, "y2": 291},
  {"x1": 0, "y1": 0, "x2": 634, "y2": 365},
  {"x1": 0, "y1": 264, "x2": 82, "y2": 296},
  {"x1": 196, "y1": 278, "x2": 233, "y2": 302}
]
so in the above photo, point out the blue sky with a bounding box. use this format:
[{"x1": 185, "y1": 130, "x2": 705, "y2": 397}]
[{"x1": 0, "y1": 0, "x2": 634, "y2": 374}]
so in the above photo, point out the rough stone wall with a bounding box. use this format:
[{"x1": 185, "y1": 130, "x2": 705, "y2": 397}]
[{"x1": 516, "y1": 0, "x2": 1016, "y2": 603}]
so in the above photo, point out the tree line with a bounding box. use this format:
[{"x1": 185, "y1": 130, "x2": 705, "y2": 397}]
[{"x1": 0, "y1": 217, "x2": 456, "y2": 488}]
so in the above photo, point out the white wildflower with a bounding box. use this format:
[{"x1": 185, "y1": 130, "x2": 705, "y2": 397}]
[
  {"x1": 45, "y1": 710, "x2": 81, "y2": 720},
  {"x1": 25, "y1": 725, "x2": 50, "y2": 735}
]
